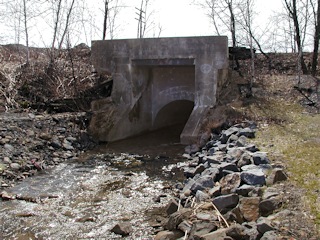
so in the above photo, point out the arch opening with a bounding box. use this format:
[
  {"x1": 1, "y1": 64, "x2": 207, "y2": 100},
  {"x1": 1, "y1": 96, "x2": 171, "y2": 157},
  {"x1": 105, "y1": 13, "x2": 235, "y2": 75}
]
[{"x1": 153, "y1": 100, "x2": 194, "y2": 131}]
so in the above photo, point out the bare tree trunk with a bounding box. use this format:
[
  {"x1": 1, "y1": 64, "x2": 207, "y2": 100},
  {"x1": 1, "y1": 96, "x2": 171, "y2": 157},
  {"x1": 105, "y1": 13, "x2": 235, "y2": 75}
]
[
  {"x1": 251, "y1": 33, "x2": 272, "y2": 70},
  {"x1": 51, "y1": 0, "x2": 63, "y2": 63},
  {"x1": 142, "y1": 0, "x2": 149, "y2": 37},
  {"x1": 226, "y1": 0, "x2": 241, "y2": 72},
  {"x1": 227, "y1": 0, "x2": 236, "y2": 48},
  {"x1": 209, "y1": 1, "x2": 221, "y2": 35},
  {"x1": 137, "y1": 0, "x2": 144, "y2": 38},
  {"x1": 246, "y1": 0, "x2": 255, "y2": 93},
  {"x1": 108, "y1": 0, "x2": 120, "y2": 39},
  {"x1": 58, "y1": 0, "x2": 76, "y2": 49},
  {"x1": 66, "y1": 33, "x2": 77, "y2": 96},
  {"x1": 297, "y1": 45, "x2": 302, "y2": 85},
  {"x1": 311, "y1": 0, "x2": 320, "y2": 76},
  {"x1": 22, "y1": 0, "x2": 29, "y2": 65},
  {"x1": 317, "y1": 78, "x2": 320, "y2": 110},
  {"x1": 284, "y1": 0, "x2": 308, "y2": 74},
  {"x1": 102, "y1": 0, "x2": 109, "y2": 40}
]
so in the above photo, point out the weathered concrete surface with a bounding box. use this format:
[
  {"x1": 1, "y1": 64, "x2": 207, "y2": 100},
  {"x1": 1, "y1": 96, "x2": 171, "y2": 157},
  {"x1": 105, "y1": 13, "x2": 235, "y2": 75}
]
[{"x1": 89, "y1": 36, "x2": 228, "y2": 144}]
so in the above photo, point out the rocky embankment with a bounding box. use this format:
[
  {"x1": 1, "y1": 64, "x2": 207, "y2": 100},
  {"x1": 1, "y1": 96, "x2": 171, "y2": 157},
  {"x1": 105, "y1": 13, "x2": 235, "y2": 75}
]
[
  {"x1": 0, "y1": 112, "x2": 95, "y2": 190},
  {"x1": 154, "y1": 123, "x2": 293, "y2": 240}
]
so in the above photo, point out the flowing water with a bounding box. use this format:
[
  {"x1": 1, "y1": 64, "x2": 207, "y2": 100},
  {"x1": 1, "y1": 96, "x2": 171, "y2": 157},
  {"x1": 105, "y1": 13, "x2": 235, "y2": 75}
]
[{"x1": 0, "y1": 125, "x2": 188, "y2": 239}]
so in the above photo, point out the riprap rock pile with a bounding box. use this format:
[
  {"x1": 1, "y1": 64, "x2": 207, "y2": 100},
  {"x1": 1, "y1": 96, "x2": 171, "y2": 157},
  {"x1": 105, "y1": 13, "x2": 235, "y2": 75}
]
[{"x1": 155, "y1": 122, "x2": 289, "y2": 240}]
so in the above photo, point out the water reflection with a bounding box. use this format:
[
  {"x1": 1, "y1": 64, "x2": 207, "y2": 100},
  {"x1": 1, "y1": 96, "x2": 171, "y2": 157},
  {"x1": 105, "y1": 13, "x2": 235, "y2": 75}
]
[
  {"x1": 95, "y1": 124, "x2": 185, "y2": 156},
  {"x1": 86, "y1": 124, "x2": 187, "y2": 181}
]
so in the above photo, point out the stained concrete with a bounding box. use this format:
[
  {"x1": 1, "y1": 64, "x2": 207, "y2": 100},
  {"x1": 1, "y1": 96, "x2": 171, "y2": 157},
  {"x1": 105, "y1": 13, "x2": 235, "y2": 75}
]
[{"x1": 89, "y1": 36, "x2": 229, "y2": 144}]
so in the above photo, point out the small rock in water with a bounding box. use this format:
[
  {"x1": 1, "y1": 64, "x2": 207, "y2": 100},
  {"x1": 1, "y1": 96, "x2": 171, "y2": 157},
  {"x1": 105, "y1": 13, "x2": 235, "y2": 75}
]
[
  {"x1": 3, "y1": 156, "x2": 11, "y2": 163},
  {"x1": 1, "y1": 191, "x2": 16, "y2": 200},
  {"x1": 260, "y1": 230, "x2": 278, "y2": 240},
  {"x1": 0, "y1": 163, "x2": 6, "y2": 171},
  {"x1": 4, "y1": 144, "x2": 14, "y2": 152},
  {"x1": 39, "y1": 133, "x2": 52, "y2": 140},
  {"x1": 26, "y1": 130, "x2": 35, "y2": 137},
  {"x1": 63, "y1": 141, "x2": 74, "y2": 150},
  {"x1": 154, "y1": 230, "x2": 184, "y2": 240},
  {"x1": 10, "y1": 163, "x2": 21, "y2": 170},
  {"x1": 111, "y1": 222, "x2": 133, "y2": 236},
  {"x1": 28, "y1": 113, "x2": 36, "y2": 119}
]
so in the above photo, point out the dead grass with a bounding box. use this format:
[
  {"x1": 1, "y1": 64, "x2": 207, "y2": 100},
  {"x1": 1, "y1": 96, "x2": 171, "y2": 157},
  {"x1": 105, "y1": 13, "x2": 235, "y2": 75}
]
[
  {"x1": 206, "y1": 72, "x2": 320, "y2": 237},
  {"x1": 256, "y1": 107, "x2": 320, "y2": 212},
  {"x1": 238, "y1": 75, "x2": 320, "y2": 234}
]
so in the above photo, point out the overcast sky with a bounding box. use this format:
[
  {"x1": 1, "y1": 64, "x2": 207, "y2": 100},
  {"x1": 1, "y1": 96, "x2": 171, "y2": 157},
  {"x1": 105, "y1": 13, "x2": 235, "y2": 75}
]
[
  {"x1": 110, "y1": 0, "x2": 284, "y2": 39},
  {"x1": 0, "y1": 0, "x2": 286, "y2": 49}
]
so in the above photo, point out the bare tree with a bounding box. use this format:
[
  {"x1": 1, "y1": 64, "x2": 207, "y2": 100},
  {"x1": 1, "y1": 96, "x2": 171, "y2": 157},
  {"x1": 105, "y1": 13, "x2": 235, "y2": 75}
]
[
  {"x1": 47, "y1": 0, "x2": 79, "y2": 65},
  {"x1": 310, "y1": 0, "x2": 320, "y2": 108},
  {"x1": 238, "y1": 0, "x2": 255, "y2": 92},
  {"x1": 284, "y1": 0, "x2": 309, "y2": 74},
  {"x1": 136, "y1": 0, "x2": 152, "y2": 38},
  {"x1": 136, "y1": 0, "x2": 145, "y2": 38},
  {"x1": 238, "y1": 0, "x2": 273, "y2": 72},
  {"x1": 195, "y1": 0, "x2": 246, "y2": 73},
  {"x1": 101, "y1": 0, "x2": 122, "y2": 40},
  {"x1": 0, "y1": 0, "x2": 45, "y2": 64},
  {"x1": 58, "y1": 0, "x2": 75, "y2": 49},
  {"x1": 204, "y1": 0, "x2": 221, "y2": 35},
  {"x1": 194, "y1": 0, "x2": 239, "y2": 47},
  {"x1": 311, "y1": 0, "x2": 320, "y2": 76},
  {"x1": 22, "y1": 0, "x2": 30, "y2": 64},
  {"x1": 50, "y1": 0, "x2": 62, "y2": 63},
  {"x1": 108, "y1": 0, "x2": 121, "y2": 39},
  {"x1": 102, "y1": 0, "x2": 109, "y2": 40}
]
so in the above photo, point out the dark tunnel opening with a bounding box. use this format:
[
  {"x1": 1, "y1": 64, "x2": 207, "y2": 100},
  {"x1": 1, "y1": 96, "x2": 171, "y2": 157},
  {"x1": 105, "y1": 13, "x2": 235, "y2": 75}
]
[{"x1": 153, "y1": 100, "x2": 194, "y2": 131}]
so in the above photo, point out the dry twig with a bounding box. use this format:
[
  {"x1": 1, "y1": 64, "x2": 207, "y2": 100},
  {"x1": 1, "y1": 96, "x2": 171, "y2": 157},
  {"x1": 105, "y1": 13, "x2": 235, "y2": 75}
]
[{"x1": 211, "y1": 202, "x2": 229, "y2": 228}]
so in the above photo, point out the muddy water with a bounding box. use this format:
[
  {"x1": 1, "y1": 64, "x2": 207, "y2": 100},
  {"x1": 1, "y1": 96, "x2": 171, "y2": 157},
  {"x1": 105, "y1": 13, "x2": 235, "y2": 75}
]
[{"x1": 0, "y1": 125, "x2": 187, "y2": 239}]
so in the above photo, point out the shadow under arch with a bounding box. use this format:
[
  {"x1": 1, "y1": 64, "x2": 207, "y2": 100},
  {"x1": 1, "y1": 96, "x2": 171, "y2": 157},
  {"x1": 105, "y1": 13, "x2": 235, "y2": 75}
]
[{"x1": 153, "y1": 100, "x2": 194, "y2": 131}]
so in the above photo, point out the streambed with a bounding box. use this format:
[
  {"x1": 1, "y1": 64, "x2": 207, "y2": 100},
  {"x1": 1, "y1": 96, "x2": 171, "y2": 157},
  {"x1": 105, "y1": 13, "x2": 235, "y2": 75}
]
[{"x1": 0, "y1": 124, "x2": 187, "y2": 239}]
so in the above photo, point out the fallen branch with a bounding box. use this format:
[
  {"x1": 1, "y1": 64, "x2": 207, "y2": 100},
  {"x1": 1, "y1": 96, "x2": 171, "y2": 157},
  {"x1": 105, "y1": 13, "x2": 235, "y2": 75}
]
[
  {"x1": 211, "y1": 202, "x2": 230, "y2": 228},
  {"x1": 183, "y1": 230, "x2": 188, "y2": 240},
  {"x1": 293, "y1": 85, "x2": 318, "y2": 107}
]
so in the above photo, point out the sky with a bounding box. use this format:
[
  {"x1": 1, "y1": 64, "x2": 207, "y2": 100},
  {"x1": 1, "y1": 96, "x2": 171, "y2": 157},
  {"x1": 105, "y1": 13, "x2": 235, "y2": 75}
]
[
  {"x1": 0, "y1": 0, "x2": 285, "y2": 49},
  {"x1": 109, "y1": 0, "x2": 283, "y2": 40}
]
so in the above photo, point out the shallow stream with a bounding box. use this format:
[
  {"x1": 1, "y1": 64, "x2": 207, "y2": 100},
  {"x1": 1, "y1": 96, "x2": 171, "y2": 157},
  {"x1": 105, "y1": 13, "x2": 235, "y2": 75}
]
[{"x1": 0, "y1": 125, "x2": 187, "y2": 239}]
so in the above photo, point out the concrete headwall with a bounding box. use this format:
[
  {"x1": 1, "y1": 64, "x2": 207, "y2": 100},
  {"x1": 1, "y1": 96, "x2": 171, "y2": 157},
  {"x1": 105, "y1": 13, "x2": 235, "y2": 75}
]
[{"x1": 89, "y1": 36, "x2": 229, "y2": 144}]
